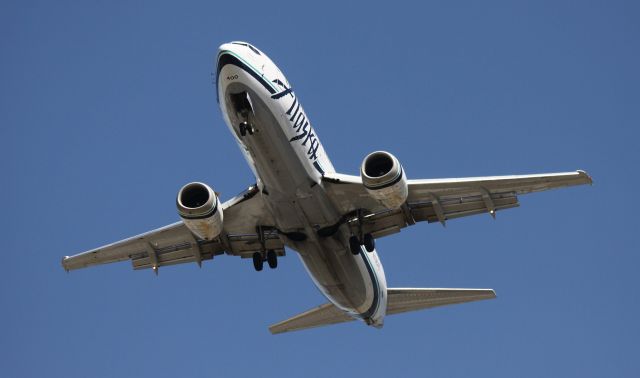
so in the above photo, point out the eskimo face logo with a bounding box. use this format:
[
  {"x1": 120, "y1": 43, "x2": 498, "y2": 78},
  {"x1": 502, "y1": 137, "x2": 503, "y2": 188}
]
[{"x1": 272, "y1": 79, "x2": 320, "y2": 162}]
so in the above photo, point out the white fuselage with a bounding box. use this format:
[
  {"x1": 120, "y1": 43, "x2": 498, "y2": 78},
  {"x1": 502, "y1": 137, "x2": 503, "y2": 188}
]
[{"x1": 216, "y1": 42, "x2": 387, "y2": 326}]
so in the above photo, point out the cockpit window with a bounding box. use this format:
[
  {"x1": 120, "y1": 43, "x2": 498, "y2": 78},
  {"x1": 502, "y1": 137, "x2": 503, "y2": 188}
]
[
  {"x1": 230, "y1": 42, "x2": 261, "y2": 56},
  {"x1": 247, "y1": 44, "x2": 261, "y2": 56}
]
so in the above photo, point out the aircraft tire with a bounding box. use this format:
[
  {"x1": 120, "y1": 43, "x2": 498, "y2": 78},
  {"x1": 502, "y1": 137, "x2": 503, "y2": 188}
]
[
  {"x1": 252, "y1": 252, "x2": 263, "y2": 271},
  {"x1": 363, "y1": 233, "x2": 375, "y2": 252},
  {"x1": 267, "y1": 250, "x2": 278, "y2": 269},
  {"x1": 349, "y1": 236, "x2": 361, "y2": 255}
]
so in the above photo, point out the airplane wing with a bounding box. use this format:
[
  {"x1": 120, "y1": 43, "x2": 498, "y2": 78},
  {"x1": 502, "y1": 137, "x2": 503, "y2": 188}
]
[
  {"x1": 323, "y1": 170, "x2": 592, "y2": 238},
  {"x1": 269, "y1": 288, "x2": 495, "y2": 334},
  {"x1": 62, "y1": 184, "x2": 284, "y2": 272}
]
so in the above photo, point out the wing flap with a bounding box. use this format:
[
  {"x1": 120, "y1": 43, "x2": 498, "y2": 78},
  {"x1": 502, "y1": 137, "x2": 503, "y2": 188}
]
[
  {"x1": 358, "y1": 193, "x2": 519, "y2": 238},
  {"x1": 131, "y1": 240, "x2": 216, "y2": 270},
  {"x1": 410, "y1": 193, "x2": 519, "y2": 223}
]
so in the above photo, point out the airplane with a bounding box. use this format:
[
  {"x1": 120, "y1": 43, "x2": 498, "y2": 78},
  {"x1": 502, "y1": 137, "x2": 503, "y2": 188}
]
[{"x1": 62, "y1": 41, "x2": 592, "y2": 334}]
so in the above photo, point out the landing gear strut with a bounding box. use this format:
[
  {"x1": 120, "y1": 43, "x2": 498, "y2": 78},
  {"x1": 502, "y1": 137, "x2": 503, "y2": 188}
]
[
  {"x1": 252, "y1": 225, "x2": 278, "y2": 271},
  {"x1": 349, "y1": 209, "x2": 375, "y2": 254}
]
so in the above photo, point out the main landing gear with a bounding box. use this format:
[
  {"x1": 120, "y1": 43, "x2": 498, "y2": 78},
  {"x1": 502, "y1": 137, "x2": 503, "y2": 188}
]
[
  {"x1": 349, "y1": 209, "x2": 376, "y2": 255},
  {"x1": 349, "y1": 234, "x2": 375, "y2": 255},
  {"x1": 252, "y1": 225, "x2": 278, "y2": 271},
  {"x1": 252, "y1": 250, "x2": 278, "y2": 272}
]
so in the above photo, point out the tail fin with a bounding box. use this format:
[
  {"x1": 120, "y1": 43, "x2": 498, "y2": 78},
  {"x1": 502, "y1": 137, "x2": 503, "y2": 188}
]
[{"x1": 269, "y1": 288, "x2": 495, "y2": 334}]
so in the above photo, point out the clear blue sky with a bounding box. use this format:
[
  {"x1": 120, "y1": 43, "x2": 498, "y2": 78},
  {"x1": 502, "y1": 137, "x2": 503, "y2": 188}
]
[{"x1": 2, "y1": 1, "x2": 638, "y2": 377}]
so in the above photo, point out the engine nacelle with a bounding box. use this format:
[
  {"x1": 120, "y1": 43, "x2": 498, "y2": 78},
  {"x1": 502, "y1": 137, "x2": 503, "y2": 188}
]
[
  {"x1": 176, "y1": 182, "x2": 223, "y2": 240},
  {"x1": 360, "y1": 151, "x2": 408, "y2": 209}
]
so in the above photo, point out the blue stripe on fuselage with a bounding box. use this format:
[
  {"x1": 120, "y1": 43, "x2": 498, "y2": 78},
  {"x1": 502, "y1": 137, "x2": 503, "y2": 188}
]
[
  {"x1": 216, "y1": 51, "x2": 276, "y2": 102},
  {"x1": 358, "y1": 249, "x2": 382, "y2": 320}
]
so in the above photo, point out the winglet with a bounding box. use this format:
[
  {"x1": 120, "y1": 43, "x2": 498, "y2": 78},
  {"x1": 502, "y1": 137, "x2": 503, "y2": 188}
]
[
  {"x1": 62, "y1": 256, "x2": 70, "y2": 272},
  {"x1": 577, "y1": 170, "x2": 593, "y2": 185}
]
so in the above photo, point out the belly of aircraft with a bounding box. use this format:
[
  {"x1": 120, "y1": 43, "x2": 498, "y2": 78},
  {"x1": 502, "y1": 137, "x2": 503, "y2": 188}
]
[
  {"x1": 295, "y1": 235, "x2": 381, "y2": 315},
  {"x1": 221, "y1": 82, "x2": 382, "y2": 318}
]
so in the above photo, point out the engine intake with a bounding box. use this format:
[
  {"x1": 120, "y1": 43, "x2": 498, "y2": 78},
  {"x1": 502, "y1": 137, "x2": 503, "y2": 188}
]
[
  {"x1": 360, "y1": 151, "x2": 408, "y2": 209},
  {"x1": 177, "y1": 182, "x2": 223, "y2": 240}
]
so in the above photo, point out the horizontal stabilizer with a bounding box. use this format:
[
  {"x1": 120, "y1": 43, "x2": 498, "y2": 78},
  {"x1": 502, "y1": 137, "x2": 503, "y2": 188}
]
[
  {"x1": 386, "y1": 288, "x2": 496, "y2": 315},
  {"x1": 269, "y1": 288, "x2": 495, "y2": 334},
  {"x1": 269, "y1": 303, "x2": 352, "y2": 335}
]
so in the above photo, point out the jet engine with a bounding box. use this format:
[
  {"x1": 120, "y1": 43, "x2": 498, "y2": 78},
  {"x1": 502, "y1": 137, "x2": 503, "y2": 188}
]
[
  {"x1": 360, "y1": 151, "x2": 408, "y2": 209},
  {"x1": 176, "y1": 182, "x2": 223, "y2": 240}
]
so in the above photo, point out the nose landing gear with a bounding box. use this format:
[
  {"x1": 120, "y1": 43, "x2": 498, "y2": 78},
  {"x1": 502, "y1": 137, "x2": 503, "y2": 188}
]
[
  {"x1": 230, "y1": 91, "x2": 256, "y2": 138},
  {"x1": 239, "y1": 121, "x2": 254, "y2": 137}
]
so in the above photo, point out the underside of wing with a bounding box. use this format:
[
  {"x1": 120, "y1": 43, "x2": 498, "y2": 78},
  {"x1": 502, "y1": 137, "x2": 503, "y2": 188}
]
[
  {"x1": 322, "y1": 170, "x2": 591, "y2": 239},
  {"x1": 62, "y1": 184, "x2": 284, "y2": 272},
  {"x1": 61, "y1": 221, "x2": 220, "y2": 272}
]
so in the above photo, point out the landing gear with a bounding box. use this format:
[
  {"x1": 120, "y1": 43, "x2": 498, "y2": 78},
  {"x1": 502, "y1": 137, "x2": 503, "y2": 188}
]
[
  {"x1": 349, "y1": 233, "x2": 375, "y2": 255},
  {"x1": 231, "y1": 92, "x2": 255, "y2": 138},
  {"x1": 349, "y1": 209, "x2": 375, "y2": 254},
  {"x1": 239, "y1": 121, "x2": 254, "y2": 137},
  {"x1": 266, "y1": 250, "x2": 278, "y2": 269},
  {"x1": 349, "y1": 236, "x2": 361, "y2": 255},
  {"x1": 252, "y1": 252, "x2": 263, "y2": 271},
  {"x1": 363, "y1": 233, "x2": 375, "y2": 252},
  {"x1": 252, "y1": 250, "x2": 277, "y2": 271},
  {"x1": 253, "y1": 226, "x2": 279, "y2": 271}
]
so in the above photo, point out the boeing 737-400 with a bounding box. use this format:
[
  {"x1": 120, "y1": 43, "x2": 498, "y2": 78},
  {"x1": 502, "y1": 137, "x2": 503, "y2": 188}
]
[{"x1": 62, "y1": 41, "x2": 592, "y2": 334}]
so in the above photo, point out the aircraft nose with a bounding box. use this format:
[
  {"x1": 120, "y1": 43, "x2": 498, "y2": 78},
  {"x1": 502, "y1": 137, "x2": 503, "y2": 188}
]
[{"x1": 218, "y1": 42, "x2": 234, "y2": 53}]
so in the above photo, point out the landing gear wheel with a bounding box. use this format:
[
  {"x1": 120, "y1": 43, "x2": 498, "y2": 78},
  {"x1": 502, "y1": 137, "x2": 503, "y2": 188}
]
[
  {"x1": 349, "y1": 236, "x2": 361, "y2": 255},
  {"x1": 266, "y1": 250, "x2": 278, "y2": 269},
  {"x1": 239, "y1": 122, "x2": 248, "y2": 137},
  {"x1": 363, "y1": 233, "x2": 375, "y2": 252},
  {"x1": 247, "y1": 124, "x2": 254, "y2": 135},
  {"x1": 252, "y1": 252, "x2": 263, "y2": 271}
]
